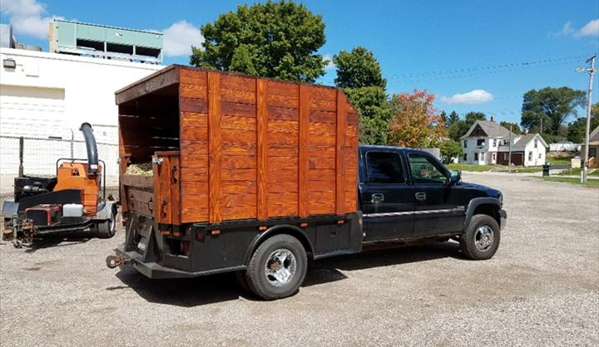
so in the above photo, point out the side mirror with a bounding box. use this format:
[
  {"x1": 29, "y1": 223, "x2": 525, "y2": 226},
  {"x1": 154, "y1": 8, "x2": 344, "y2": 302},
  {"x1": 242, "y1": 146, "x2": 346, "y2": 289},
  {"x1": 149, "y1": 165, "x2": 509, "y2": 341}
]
[{"x1": 448, "y1": 170, "x2": 461, "y2": 185}]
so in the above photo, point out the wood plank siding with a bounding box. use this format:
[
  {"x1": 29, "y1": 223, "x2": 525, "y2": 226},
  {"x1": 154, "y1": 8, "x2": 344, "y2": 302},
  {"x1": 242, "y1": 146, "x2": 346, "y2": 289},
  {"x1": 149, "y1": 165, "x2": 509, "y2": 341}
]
[{"x1": 117, "y1": 65, "x2": 358, "y2": 225}]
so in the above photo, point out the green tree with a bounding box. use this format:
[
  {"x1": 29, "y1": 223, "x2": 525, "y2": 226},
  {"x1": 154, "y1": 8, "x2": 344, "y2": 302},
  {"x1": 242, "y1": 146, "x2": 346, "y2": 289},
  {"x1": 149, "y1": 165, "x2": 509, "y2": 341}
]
[
  {"x1": 333, "y1": 47, "x2": 389, "y2": 144},
  {"x1": 464, "y1": 112, "x2": 486, "y2": 127},
  {"x1": 190, "y1": 0, "x2": 327, "y2": 82},
  {"x1": 448, "y1": 120, "x2": 468, "y2": 142},
  {"x1": 447, "y1": 111, "x2": 459, "y2": 127},
  {"x1": 333, "y1": 47, "x2": 386, "y2": 89},
  {"x1": 439, "y1": 111, "x2": 447, "y2": 127},
  {"x1": 520, "y1": 87, "x2": 586, "y2": 136},
  {"x1": 500, "y1": 121, "x2": 522, "y2": 135},
  {"x1": 439, "y1": 140, "x2": 462, "y2": 164},
  {"x1": 567, "y1": 103, "x2": 599, "y2": 142}
]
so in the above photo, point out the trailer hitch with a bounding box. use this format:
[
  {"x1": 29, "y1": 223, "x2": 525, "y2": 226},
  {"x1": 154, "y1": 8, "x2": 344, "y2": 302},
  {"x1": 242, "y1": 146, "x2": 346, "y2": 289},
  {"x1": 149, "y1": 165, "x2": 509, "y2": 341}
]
[{"x1": 106, "y1": 255, "x2": 130, "y2": 269}]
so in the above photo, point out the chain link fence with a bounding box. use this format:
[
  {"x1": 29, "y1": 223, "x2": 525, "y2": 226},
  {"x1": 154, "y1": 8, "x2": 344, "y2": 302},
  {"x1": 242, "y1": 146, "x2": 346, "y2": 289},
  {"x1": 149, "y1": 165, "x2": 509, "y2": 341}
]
[{"x1": 0, "y1": 136, "x2": 119, "y2": 205}]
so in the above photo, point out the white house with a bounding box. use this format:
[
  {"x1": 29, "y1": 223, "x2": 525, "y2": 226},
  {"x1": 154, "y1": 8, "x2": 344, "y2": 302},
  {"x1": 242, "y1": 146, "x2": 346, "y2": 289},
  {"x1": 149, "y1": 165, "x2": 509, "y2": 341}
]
[{"x1": 460, "y1": 120, "x2": 548, "y2": 167}]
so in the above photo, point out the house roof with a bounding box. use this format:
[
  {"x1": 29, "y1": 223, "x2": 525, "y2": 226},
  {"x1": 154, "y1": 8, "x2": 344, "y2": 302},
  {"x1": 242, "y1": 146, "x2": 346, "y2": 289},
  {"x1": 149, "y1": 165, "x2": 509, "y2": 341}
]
[
  {"x1": 512, "y1": 133, "x2": 548, "y2": 150},
  {"x1": 461, "y1": 121, "x2": 519, "y2": 139}
]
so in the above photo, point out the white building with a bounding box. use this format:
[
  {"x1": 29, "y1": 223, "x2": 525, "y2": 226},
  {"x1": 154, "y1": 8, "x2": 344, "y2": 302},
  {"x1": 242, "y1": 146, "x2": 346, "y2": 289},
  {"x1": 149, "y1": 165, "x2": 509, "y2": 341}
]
[
  {"x1": 460, "y1": 120, "x2": 548, "y2": 167},
  {"x1": 0, "y1": 47, "x2": 163, "y2": 177}
]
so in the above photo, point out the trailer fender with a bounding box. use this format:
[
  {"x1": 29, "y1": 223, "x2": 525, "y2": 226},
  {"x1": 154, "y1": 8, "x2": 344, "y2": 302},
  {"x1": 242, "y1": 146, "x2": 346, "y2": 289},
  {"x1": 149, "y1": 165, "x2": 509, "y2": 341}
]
[
  {"x1": 242, "y1": 224, "x2": 315, "y2": 265},
  {"x1": 95, "y1": 201, "x2": 116, "y2": 221}
]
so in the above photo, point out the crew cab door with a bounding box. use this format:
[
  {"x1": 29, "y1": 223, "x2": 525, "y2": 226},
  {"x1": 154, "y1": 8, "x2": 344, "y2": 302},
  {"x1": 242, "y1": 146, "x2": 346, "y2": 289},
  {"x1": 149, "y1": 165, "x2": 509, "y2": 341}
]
[
  {"x1": 360, "y1": 150, "x2": 414, "y2": 241},
  {"x1": 406, "y1": 151, "x2": 464, "y2": 237}
]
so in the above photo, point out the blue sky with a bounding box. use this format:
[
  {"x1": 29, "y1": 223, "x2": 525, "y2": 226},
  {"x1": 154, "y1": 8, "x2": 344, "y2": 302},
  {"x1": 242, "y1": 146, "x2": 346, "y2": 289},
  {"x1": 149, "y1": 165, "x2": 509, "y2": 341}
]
[{"x1": 2, "y1": 0, "x2": 598, "y2": 126}]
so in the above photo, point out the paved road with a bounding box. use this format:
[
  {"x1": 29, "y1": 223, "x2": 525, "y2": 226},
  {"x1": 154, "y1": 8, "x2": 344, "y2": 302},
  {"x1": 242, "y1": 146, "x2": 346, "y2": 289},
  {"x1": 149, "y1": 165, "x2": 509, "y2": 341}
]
[{"x1": 1, "y1": 173, "x2": 597, "y2": 347}]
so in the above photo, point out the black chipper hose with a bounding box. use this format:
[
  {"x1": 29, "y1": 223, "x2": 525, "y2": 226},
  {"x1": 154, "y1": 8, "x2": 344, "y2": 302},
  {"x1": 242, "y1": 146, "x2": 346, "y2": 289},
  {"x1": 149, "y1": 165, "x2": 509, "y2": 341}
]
[{"x1": 79, "y1": 122, "x2": 99, "y2": 176}]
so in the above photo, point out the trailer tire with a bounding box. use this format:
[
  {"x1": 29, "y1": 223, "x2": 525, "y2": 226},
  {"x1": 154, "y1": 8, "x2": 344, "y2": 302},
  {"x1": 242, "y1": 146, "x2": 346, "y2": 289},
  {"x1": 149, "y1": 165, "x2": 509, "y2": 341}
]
[
  {"x1": 96, "y1": 207, "x2": 116, "y2": 239},
  {"x1": 246, "y1": 234, "x2": 307, "y2": 300}
]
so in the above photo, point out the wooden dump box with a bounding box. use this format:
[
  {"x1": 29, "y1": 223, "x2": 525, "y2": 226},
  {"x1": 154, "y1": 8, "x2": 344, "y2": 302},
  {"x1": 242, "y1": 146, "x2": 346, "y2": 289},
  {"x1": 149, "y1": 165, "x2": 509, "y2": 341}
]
[{"x1": 117, "y1": 65, "x2": 358, "y2": 227}]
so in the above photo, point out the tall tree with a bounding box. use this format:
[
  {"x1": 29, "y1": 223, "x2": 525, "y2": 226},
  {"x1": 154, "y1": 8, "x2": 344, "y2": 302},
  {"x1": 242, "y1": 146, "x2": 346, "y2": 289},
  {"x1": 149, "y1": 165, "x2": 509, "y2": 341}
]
[
  {"x1": 333, "y1": 46, "x2": 389, "y2": 144},
  {"x1": 190, "y1": 0, "x2": 327, "y2": 82},
  {"x1": 439, "y1": 111, "x2": 448, "y2": 127},
  {"x1": 567, "y1": 102, "x2": 599, "y2": 143},
  {"x1": 500, "y1": 121, "x2": 522, "y2": 135},
  {"x1": 334, "y1": 47, "x2": 386, "y2": 89},
  {"x1": 464, "y1": 112, "x2": 487, "y2": 127},
  {"x1": 447, "y1": 111, "x2": 460, "y2": 126},
  {"x1": 388, "y1": 90, "x2": 445, "y2": 148},
  {"x1": 520, "y1": 87, "x2": 586, "y2": 136}
]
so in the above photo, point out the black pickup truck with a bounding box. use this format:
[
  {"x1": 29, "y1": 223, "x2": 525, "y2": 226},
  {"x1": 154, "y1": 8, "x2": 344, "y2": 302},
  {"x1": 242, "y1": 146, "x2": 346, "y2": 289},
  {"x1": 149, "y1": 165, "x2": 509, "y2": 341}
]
[{"x1": 109, "y1": 145, "x2": 506, "y2": 300}]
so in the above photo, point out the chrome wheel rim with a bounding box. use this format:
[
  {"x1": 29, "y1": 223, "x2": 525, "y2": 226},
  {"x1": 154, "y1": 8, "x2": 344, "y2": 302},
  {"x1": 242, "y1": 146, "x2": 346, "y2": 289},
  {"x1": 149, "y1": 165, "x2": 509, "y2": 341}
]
[
  {"x1": 264, "y1": 249, "x2": 297, "y2": 287},
  {"x1": 474, "y1": 225, "x2": 494, "y2": 252}
]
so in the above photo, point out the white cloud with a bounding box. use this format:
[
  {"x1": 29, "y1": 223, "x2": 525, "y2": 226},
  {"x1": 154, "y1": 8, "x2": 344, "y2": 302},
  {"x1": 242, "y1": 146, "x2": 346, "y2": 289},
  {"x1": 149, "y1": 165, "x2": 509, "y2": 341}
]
[
  {"x1": 440, "y1": 89, "x2": 494, "y2": 105},
  {"x1": 162, "y1": 21, "x2": 203, "y2": 57},
  {"x1": 323, "y1": 54, "x2": 335, "y2": 71},
  {"x1": 575, "y1": 19, "x2": 599, "y2": 38},
  {"x1": 0, "y1": 0, "x2": 63, "y2": 40},
  {"x1": 561, "y1": 22, "x2": 575, "y2": 36}
]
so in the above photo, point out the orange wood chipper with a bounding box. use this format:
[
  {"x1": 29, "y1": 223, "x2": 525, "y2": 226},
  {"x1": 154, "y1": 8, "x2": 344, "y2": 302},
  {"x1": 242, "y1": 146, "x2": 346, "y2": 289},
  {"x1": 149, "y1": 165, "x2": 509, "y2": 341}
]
[{"x1": 1, "y1": 123, "x2": 117, "y2": 247}]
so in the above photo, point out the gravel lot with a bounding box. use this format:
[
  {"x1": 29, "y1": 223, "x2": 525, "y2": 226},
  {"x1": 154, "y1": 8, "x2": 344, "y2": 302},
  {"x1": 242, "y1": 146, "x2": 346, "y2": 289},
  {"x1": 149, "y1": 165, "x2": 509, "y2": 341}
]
[{"x1": 1, "y1": 172, "x2": 598, "y2": 347}]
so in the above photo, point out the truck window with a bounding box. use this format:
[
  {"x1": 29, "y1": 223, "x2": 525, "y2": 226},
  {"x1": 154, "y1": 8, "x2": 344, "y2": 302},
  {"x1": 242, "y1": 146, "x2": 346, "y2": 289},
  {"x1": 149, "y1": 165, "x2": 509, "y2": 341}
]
[
  {"x1": 365, "y1": 152, "x2": 405, "y2": 184},
  {"x1": 408, "y1": 153, "x2": 447, "y2": 184}
]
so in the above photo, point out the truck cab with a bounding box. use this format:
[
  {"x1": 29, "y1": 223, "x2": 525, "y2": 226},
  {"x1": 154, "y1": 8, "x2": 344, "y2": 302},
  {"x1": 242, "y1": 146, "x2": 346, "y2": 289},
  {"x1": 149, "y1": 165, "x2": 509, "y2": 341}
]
[{"x1": 358, "y1": 145, "x2": 506, "y2": 259}]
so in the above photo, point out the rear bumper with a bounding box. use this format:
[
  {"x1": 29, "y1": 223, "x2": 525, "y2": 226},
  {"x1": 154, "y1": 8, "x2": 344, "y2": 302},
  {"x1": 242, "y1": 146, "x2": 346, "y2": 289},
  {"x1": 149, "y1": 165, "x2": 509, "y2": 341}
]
[
  {"x1": 499, "y1": 209, "x2": 507, "y2": 230},
  {"x1": 114, "y1": 246, "x2": 244, "y2": 279}
]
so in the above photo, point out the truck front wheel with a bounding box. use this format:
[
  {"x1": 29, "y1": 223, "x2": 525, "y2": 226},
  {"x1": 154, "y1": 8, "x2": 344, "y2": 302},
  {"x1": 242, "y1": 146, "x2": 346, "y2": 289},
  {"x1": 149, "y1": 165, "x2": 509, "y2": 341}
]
[
  {"x1": 246, "y1": 234, "x2": 307, "y2": 300},
  {"x1": 460, "y1": 214, "x2": 500, "y2": 260}
]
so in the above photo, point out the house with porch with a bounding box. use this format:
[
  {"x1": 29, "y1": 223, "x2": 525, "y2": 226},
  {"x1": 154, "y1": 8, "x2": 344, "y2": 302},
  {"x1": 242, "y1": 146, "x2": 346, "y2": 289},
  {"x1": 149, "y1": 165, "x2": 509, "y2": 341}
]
[
  {"x1": 580, "y1": 126, "x2": 599, "y2": 168},
  {"x1": 460, "y1": 119, "x2": 548, "y2": 167}
]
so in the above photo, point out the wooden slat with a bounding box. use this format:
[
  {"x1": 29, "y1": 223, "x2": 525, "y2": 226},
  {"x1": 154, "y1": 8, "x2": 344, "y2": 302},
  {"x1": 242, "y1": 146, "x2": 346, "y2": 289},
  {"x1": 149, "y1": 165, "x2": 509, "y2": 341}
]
[
  {"x1": 336, "y1": 90, "x2": 347, "y2": 215},
  {"x1": 298, "y1": 84, "x2": 309, "y2": 218},
  {"x1": 208, "y1": 72, "x2": 222, "y2": 224},
  {"x1": 116, "y1": 66, "x2": 179, "y2": 104},
  {"x1": 121, "y1": 175, "x2": 153, "y2": 189},
  {"x1": 256, "y1": 79, "x2": 268, "y2": 220}
]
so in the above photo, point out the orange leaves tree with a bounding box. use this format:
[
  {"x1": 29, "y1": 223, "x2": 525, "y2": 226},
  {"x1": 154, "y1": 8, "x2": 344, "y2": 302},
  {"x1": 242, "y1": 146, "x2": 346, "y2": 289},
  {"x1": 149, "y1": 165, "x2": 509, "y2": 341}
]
[{"x1": 388, "y1": 89, "x2": 446, "y2": 148}]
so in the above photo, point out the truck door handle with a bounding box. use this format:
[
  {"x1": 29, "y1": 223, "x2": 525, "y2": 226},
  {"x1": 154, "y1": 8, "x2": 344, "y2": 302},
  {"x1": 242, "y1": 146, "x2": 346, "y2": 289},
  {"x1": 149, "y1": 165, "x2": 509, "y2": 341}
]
[
  {"x1": 415, "y1": 192, "x2": 426, "y2": 201},
  {"x1": 371, "y1": 193, "x2": 384, "y2": 203}
]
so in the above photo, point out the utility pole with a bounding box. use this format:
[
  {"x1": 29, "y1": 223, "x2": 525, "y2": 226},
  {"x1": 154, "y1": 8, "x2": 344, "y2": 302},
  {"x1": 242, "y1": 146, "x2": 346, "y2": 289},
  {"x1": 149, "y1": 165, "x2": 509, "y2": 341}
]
[
  {"x1": 508, "y1": 126, "x2": 512, "y2": 172},
  {"x1": 576, "y1": 56, "x2": 597, "y2": 183}
]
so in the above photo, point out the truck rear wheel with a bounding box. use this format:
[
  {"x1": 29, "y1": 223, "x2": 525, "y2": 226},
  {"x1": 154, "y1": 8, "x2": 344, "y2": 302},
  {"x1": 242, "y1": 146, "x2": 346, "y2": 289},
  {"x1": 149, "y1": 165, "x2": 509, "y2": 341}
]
[
  {"x1": 460, "y1": 214, "x2": 500, "y2": 260},
  {"x1": 246, "y1": 234, "x2": 307, "y2": 300}
]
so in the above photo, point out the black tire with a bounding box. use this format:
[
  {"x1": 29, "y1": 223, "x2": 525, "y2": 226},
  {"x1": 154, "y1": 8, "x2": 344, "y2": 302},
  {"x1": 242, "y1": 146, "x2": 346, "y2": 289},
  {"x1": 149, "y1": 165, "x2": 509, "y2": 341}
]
[
  {"x1": 460, "y1": 214, "x2": 500, "y2": 260},
  {"x1": 234, "y1": 270, "x2": 251, "y2": 293},
  {"x1": 97, "y1": 207, "x2": 116, "y2": 239},
  {"x1": 246, "y1": 234, "x2": 307, "y2": 300}
]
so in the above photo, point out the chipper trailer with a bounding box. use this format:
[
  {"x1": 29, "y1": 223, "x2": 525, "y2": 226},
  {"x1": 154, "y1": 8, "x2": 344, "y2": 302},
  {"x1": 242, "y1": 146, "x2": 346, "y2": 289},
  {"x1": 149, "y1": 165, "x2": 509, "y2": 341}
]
[{"x1": 2, "y1": 123, "x2": 117, "y2": 247}]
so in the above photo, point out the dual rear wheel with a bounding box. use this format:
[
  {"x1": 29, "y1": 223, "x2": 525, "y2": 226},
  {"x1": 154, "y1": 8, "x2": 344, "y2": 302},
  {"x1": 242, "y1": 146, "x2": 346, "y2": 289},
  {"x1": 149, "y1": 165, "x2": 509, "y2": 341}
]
[{"x1": 237, "y1": 234, "x2": 307, "y2": 300}]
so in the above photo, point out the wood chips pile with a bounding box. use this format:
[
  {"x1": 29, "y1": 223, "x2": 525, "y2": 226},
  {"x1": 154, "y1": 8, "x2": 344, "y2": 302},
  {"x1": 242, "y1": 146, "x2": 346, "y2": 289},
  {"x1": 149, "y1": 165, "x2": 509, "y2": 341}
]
[{"x1": 125, "y1": 162, "x2": 153, "y2": 176}]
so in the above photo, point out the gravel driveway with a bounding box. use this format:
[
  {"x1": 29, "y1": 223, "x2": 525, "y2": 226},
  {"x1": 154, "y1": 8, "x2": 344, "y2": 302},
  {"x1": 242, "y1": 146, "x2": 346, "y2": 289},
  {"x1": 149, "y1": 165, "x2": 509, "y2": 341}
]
[{"x1": 1, "y1": 172, "x2": 598, "y2": 347}]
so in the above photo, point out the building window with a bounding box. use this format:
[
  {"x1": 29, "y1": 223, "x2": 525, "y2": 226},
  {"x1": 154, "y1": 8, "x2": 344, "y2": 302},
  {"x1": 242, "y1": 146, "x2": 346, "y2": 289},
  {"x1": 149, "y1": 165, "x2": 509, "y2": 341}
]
[
  {"x1": 493, "y1": 139, "x2": 497, "y2": 147},
  {"x1": 538, "y1": 153, "x2": 542, "y2": 159},
  {"x1": 528, "y1": 151, "x2": 533, "y2": 161},
  {"x1": 477, "y1": 139, "x2": 485, "y2": 146},
  {"x1": 492, "y1": 153, "x2": 497, "y2": 161},
  {"x1": 503, "y1": 153, "x2": 508, "y2": 160},
  {"x1": 474, "y1": 153, "x2": 479, "y2": 161},
  {"x1": 534, "y1": 139, "x2": 538, "y2": 148},
  {"x1": 589, "y1": 148, "x2": 596, "y2": 158},
  {"x1": 463, "y1": 153, "x2": 468, "y2": 161},
  {"x1": 463, "y1": 140, "x2": 467, "y2": 148}
]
